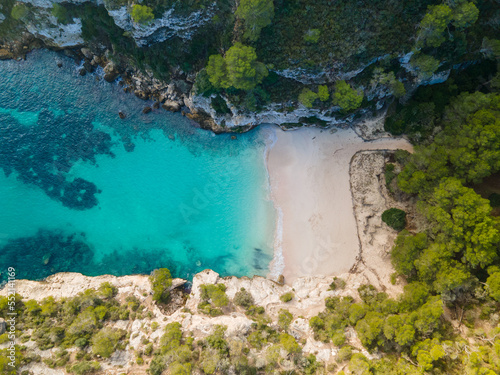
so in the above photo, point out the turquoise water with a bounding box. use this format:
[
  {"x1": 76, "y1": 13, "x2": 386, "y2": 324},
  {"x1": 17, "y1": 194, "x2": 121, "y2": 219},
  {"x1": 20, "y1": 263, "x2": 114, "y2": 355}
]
[{"x1": 0, "y1": 50, "x2": 275, "y2": 281}]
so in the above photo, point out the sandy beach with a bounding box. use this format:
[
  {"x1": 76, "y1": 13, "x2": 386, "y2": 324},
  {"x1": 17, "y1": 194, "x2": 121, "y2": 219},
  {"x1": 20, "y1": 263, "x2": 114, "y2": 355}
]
[{"x1": 266, "y1": 126, "x2": 413, "y2": 283}]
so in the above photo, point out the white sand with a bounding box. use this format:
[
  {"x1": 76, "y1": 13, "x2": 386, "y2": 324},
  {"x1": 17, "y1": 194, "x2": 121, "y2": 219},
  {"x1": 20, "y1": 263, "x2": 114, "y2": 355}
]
[{"x1": 266, "y1": 126, "x2": 413, "y2": 283}]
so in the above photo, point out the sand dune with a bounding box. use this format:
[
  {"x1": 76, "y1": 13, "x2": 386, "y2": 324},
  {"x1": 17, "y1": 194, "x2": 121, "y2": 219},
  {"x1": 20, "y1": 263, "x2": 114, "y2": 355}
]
[{"x1": 266, "y1": 126, "x2": 413, "y2": 283}]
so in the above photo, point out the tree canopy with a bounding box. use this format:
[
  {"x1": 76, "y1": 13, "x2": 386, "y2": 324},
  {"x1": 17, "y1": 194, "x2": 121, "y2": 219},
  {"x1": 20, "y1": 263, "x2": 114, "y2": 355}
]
[
  {"x1": 332, "y1": 80, "x2": 363, "y2": 111},
  {"x1": 130, "y1": 4, "x2": 154, "y2": 24},
  {"x1": 235, "y1": 0, "x2": 274, "y2": 42},
  {"x1": 207, "y1": 43, "x2": 268, "y2": 90}
]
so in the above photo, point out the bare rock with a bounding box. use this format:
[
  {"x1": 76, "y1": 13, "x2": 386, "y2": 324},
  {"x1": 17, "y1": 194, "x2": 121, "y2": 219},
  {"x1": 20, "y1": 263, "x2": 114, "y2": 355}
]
[
  {"x1": 152, "y1": 101, "x2": 160, "y2": 109},
  {"x1": 118, "y1": 111, "x2": 126, "y2": 119},
  {"x1": 142, "y1": 106, "x2": 152, "y2": 114},
  {"x1": 0, "y1": 48, "x2": 13, "y2": 60},
  {"x1": 103, "y1": 62, "x2": 119, "y2": 83},
  {"x1": 134, "y1": 90, "x2": 148, "y2": 100},
  {"x1": 80, "y1": 48, "x2": 93, "y2": 60},
  {"x1": 78, "y1": 68, "x2": 86, "y2": 76},
  {"x1": 162, "y1": 100, "x2": 181, "y2": 112}
]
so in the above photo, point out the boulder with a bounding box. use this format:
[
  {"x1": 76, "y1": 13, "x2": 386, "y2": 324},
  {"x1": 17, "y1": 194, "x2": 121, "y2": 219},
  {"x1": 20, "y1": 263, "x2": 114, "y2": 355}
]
[
  {"x1": 80, "y1": 48, "x2": 93, "y2": 60},
  {"x1": 78, "y1": 68, "x2": 86, "y2": 76},
  {"x1": 152, "y1": 102, "x2": 160, "y2": 109},
  {"x1": 118, "y1": 111, "x2": 126, "y2": 119},
  {"x1": 142, "y1": 106, "x2": 152, "y2": 114},
  {"x1": 103, "y1": 62, "x2": 119, "y2": 83},
  {"x1": 162, "y1": 100, "x2": 181, "y2": 112},
  {"x1": 0, "y1": 318, "x2": 5, "y2": 334},
  {"x1": 134, "y1": 90, "x2": 148, "y2": 100},
  {"x1": 0, "y1": 48, "x2": 13, "y2": 60}
]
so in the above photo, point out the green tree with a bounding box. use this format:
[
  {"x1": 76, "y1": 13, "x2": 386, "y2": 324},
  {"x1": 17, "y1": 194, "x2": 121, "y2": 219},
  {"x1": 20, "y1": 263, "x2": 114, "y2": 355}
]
[
  {"x1": 91, "y1": 328, "x2": 124, "y2": 358},
  {"x1": 150, "y1": 268, "x2": 172, "y2": 303},
  {"x1": 411, "y1": 54, "x2": 440, "y2": 79},
  {"x1": 452, "y1": 2, "x2": 479, "y2": 29},
  {"x1": 332, "y1": 80, "x2": 363, "y2": 111},
  {"x1": 235, "y1": 0, "x2": 274, "y2": 41},
  {"x1": 280, "y1": 333, "x2": 301, "y2": 353},
  {"x1": 391, "y1": 230, "x2": 428, "y2": 277},
  {"x1": 278, "y1": 309, "x2": 293, "y2": 331},
  {"x1": 355, "y1": 311, "x2": 385, "y2": 348},
  {"x1": 424, "y1": 178, "x2": 499, "y2": 269},
  {"x1": 226, "y1": 43, "x2": 268, "y2": 90},
  {"x1": 399, "y1": 282, "x2": 430, "y2": 311},
  {"x1": 398, "y1": 93, "x2": 500, "y2": 195},
  {"x1": 486, "y1": 271, "x2": 500, "y2": 302},
  {"x1": 298, "y1": 88, "x2": 318, "y2": 108},
  {"x1": 418, "y1": 4, "x2": 453, "y2": 48},
  {"x1": 130, "y1": 4, "x2": 154, "y2": 25},
  {"x1": 318, "y1": 85, "x2": 329, "y2": 101},
  {"x1": 207, "y1": 43, "x2": 268, "y2": 90},
  {"x1": 233, "y1": 288, "x2": 254, "y2": 308},
  {"x1": 349, "y1": 353, "x2": 372, "y2": 375},
  {"x1": 207, "y1": 55, "x2": 230, "y2": 89},
  {"x1": 98, "y1": 282, "x2": 118, "y2": 299}
]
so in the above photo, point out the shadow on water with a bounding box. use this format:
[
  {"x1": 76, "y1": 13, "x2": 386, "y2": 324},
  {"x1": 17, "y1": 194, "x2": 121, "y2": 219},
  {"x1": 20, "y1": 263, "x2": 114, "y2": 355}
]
[{"x1": 0, "y1": 110, "x2": 114, "y2": 210}]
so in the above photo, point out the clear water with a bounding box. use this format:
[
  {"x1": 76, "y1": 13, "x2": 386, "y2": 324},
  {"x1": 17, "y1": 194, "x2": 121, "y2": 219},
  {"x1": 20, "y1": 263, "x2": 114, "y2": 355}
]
[{"x1": 0, "y1": 50, "x2": 275, "y2": 282}]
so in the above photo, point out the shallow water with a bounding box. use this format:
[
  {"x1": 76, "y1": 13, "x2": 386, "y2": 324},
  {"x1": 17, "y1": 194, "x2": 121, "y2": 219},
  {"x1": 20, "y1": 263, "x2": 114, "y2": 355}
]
[{"x1": 0, "y1": 50, "x2": 275, "y2": 282}]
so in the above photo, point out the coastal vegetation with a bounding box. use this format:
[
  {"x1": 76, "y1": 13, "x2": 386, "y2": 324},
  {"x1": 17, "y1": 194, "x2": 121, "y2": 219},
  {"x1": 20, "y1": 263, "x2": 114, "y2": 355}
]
[
  {"x1": 0, "y1": 0, "x2": 498, "y2": 374},
  {"x1": 0, "y1": 0, "x2": 496, "y2": 120}
]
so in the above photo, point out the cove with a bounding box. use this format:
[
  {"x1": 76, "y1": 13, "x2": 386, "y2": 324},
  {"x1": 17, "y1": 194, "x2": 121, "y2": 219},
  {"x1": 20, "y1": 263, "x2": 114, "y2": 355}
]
[{"x1": 0, "y1": 50, "x2": 275, "y2": 282}]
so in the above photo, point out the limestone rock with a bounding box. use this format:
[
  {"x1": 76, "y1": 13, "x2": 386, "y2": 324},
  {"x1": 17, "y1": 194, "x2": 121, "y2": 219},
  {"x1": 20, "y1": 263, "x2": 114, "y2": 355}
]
[
  {"x1": 0, "y1": 48, "x2": 13, "y2": 60},
  {"x1": 162, "y1": 100, "x2": 181, "y2": 112},
  {"x1": 103, "y1": 61, "x2": 119, "y2": 82},
  {"x1": 80, "y1": 47, "x2": 93, "y2": 60}
]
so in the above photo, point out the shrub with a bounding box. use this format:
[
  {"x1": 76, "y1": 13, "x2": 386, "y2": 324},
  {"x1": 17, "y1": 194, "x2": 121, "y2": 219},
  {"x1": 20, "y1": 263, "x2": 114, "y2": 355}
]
[
  {"x1": 98, "y1": 282, "x2": 118, "y2": 299},
  {"x1": 336, "y1": 346, "x2": 353, "y2": 362},
  {"x1": 329, "y1": 277, "x2": 346, "y2": 290},
  {"x1": 130, "y1": 4, "x2": 154, "y2": 24},
  {"x1": 382, "y1": 208, "x2": 407, "y2": 231},
  {"x1": 304, "y1": 29, "x2": 321, "y2": 43},
  {"x1": 278, "y1": 309, "x2": 293, "y2": 331},
  {"x1": 91, "y1": 328, "x2": 125, "y2": 358},
  {"x1": 280, "y1": 292, "x2": 294, "y2": 303},
  {"x1": 411, "y1": 54, "x2": 440, "y2": 79},
  {"x1": 233, "y1": 288, "x2": 254, "y2": 308},
  {"x1": 150, "y1": 268, "x2": 172, "y2": 303},
  {"x1": 11, "y1": 4, "x2": 28, "y2": 20},
  {"x1": 200, "y1": 284, "x2": 229, "y2": 308},
  {"x1": 68, "y1": 361, "x2": 101, "y2": 375},
  {"x1": 211, "y1": 95, "x2": 231, "y2": 115},
  {"x1": 280, "y1": 333, "x2": 301, "y2": 353},
  {"x1": 67, "y1": 310, "x2": 97, "y2": 338}
]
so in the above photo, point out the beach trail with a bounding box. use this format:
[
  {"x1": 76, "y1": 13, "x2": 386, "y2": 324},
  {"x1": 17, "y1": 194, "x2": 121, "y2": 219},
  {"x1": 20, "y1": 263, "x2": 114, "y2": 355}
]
[{"x1": 266, "y1": 126, "x2": 413, "y2": 283}]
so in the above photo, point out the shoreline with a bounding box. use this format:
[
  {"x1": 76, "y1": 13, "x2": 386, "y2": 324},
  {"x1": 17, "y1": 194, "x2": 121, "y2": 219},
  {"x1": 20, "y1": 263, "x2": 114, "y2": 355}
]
[{"x1": 266, "y1": 126, "x2": 413, "y2": 284}]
